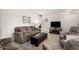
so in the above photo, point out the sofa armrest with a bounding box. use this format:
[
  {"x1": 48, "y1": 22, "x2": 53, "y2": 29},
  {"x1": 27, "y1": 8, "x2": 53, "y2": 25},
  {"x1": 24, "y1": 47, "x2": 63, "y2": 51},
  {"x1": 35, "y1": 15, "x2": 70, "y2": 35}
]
[
  {"x1": 14, "y1": 32, "x2": 23, "y2": 36},
  {"x1": 60, "y1": 32, "x2": 66, "y2": 40},
  {"x1": 15, "y1": 32, "x2": 23, "y2": 34},
  {"x1": 14, "y1": 32, "x2": 24, "y2": 43},
  {"x1": 35, "y1": 27, "x2": 41, "y2": 31}
]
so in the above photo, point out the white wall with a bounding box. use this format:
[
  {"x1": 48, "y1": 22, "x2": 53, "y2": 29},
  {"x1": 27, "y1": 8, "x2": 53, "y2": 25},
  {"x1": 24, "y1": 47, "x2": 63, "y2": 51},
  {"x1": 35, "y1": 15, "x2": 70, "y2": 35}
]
[
  {"x1": 42, "y1": 9, "x2": 79, "y2": 33},
  {"x1": 0, "y1": 10, "x2": 1, "y2": 38},
  {"x1": 0, "y1": 9, "x2": 54, "y2": 39},
  {"x1": 0, "y1": 9, "x2": 79, "y2": 39},
  {"x1": 60, "y1": 10, "x2": 79, "y2": 32}
]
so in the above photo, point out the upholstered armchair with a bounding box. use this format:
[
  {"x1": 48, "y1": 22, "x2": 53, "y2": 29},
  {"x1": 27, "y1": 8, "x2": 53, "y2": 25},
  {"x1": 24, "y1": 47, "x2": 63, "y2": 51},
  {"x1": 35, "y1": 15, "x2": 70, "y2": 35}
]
[
  {"x1": 14, "y1": 26, "x2": 41, "y2": 44},
  {"x1": 59, "y1": 26, "x2": 79, "y2": 49},
  {"x1": 0, "y1": 38, "x2": 19, "y2": 50}
]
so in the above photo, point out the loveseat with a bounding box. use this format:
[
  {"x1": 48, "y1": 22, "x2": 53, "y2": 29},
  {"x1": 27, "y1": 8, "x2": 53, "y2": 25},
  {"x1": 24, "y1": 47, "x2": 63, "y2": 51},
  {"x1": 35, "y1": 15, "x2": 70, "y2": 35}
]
[{"x1": 14, "y1": 26, "x2": 41, "y2": 44}]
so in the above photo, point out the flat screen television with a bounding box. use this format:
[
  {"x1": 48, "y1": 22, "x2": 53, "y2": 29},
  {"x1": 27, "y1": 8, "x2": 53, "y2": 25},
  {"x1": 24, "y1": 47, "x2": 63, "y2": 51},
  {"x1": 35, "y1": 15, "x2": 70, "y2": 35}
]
[{"x1": 51, "y1": 21, "x2": 61, "y2": 27}]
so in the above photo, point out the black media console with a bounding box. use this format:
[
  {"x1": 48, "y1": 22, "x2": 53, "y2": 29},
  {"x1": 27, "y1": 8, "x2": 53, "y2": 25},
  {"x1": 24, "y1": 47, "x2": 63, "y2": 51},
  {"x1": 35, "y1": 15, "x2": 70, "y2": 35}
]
[{"x1": 50, "y1": 21, "x2": 62, "y2": 34}]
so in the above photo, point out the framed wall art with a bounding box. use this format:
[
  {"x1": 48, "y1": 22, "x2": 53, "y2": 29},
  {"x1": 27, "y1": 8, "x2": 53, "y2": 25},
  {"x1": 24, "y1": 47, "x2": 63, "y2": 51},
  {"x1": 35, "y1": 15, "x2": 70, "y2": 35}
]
[
  {"x1": 23, "y1": 16, "x2": 27, "y2": 23},
  {"x1": 44, "y1": 18, "x2": 48, "y2": 22},
  {"x1": 28, "y1": 17, "x2": 31, "y2": 23}
]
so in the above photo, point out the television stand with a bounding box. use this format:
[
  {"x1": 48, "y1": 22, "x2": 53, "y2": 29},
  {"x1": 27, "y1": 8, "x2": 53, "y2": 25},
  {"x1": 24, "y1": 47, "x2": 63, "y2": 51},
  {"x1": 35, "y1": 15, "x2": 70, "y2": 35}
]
[{"x1": 50, "y1": 27, "x2": 62, "y2": 34}]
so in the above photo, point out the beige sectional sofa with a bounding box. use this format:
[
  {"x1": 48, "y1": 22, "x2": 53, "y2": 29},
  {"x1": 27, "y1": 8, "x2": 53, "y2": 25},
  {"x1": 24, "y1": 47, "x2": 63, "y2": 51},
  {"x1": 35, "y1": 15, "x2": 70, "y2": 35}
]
[{"x1": 14, "y1": 26, "x2": 41, "y2": 44}]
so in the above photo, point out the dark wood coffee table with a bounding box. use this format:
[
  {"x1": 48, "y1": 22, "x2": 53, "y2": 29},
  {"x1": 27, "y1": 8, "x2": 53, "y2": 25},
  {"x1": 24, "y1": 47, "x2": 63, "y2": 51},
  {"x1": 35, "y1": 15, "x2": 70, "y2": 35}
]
[{"x1": 31, "y1": 33, "x2": 47, "y2": 47}]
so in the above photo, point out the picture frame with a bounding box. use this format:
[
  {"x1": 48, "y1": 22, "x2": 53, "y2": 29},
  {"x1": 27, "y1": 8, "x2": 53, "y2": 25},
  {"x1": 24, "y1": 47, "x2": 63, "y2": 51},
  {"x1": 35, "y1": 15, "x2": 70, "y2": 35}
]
[
  {"x1": 23, "y1": 16, "x2": 27, "y2": 23},
  {"x1": 28, "y1": 17, "x2": 31, "y2": 23},
  {"x1": 44, "y1": 18, "x2": 48, "y2": 22}
]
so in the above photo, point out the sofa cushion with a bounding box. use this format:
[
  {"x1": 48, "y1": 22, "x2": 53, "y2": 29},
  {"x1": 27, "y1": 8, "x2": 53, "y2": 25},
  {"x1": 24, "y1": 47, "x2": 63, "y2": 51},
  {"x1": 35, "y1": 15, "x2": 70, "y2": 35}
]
[
  {"x1": 26, "y1": 27, "x2": 32, "y2": 32},
  {"x1": 15, "y1": 27, "x2": 26, "y2": 33},
  {"x1": 23, "y1": 32, "x2": 32, "y2": 37},
  {"x1": 31, "y1": 26, "x2": 35, "y2": 31}
]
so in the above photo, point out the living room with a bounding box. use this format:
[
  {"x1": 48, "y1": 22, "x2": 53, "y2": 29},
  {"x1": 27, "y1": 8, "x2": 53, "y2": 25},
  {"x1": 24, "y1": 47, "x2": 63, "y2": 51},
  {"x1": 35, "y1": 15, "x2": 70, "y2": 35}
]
[{"x1": 0, "y1": 9, "x2": 79, "y2": 50}]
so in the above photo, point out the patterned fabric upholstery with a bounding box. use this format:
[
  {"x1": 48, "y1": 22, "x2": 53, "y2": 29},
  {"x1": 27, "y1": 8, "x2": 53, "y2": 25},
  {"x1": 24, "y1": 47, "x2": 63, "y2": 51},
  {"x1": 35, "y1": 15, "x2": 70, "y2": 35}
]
[
  {"x1": 59, "y1": 26, "x2": 79, "y2": 50},
  {"x1": 0, "y1": 38, "x2": 19, "y2": 50}
]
